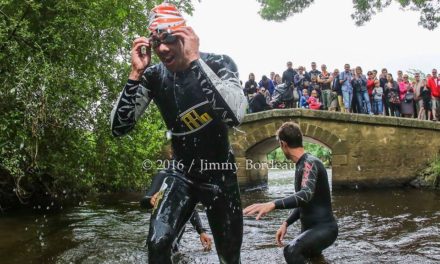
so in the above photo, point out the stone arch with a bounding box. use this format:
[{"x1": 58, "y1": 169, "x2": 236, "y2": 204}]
[{"x1": 231, "y1": 118, "x2": 349, "y2": 188}]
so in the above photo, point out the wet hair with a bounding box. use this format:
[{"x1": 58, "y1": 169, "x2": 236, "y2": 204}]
[{"x1": 276, "y1": 122, "x2": 303, "y2": 148}]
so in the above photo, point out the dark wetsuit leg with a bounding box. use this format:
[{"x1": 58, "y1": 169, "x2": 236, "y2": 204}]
[
  {"x1": 198, "y1": 170, "x2": 243, "y2": 264},
  {"x1": 147, "y1": 175, "x2": 197, "y2": 264},
  {"x1": 284, "y1": 222, "x2": 338, "y2": 264}
]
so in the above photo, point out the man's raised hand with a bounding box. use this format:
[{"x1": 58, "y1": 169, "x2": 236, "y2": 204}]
[{"x1": 129, "y1": 37, "x2": 151, "y2": 80}]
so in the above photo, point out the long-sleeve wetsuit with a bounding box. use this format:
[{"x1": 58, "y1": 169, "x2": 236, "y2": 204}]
[
  {"x1": 274, "y1": 153, "x2": 338, "y2": 264},
  {"x1": 111, "y1": 52, "x2": 247, "y2": 264}
]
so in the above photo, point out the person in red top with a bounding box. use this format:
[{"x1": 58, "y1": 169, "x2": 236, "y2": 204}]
[
  {"x1": 427, "y1": 69, "x2": 439, "y2": 121},
  {"x1": 307, "y1": 89, "x2": 322, "y2": 110},
  {"x1": 366, "y1": 71, "x2": 375, "y2": 111}
]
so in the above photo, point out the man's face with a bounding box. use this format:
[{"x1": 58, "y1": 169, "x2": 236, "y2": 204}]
[
  {"x1": 311, "y1": 63, "x2": 317, "y2": 70},
  {"x1": 344, "y1": 64, "x2": 350, "y2": 72},
  {"x1": 432, "y1": 69, "x2": 438, "y2": 78},
  {"x1": 152, "y1": 32, "x2": 186, "y2": 72},
  {"x1": 287, "y1": 62, "x2": 293, "y2": 69},
  {"x1": 415, "y1": 74, "x2": 420, "y2": 81},
  {"x1": 270, "y1": 72, "x2": 275, "y2": 79},
  {"x1": 381, "y1": 69, "x2": 388, "y2": 76}
]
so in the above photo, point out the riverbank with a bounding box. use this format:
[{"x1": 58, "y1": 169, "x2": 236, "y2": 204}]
[{"x1": 410, "y1": 156, "x2": 440, "y2": 189}]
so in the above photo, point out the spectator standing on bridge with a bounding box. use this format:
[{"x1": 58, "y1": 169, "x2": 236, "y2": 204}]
[
  {"x1": 339, "y1": 64, "x2": 354, "y2": 112},
  {"x1": 413, "y1": 73, "x2": 424, "y2": 118},
  {"x1": 351, "y1": 66, "x2": 371, "y2": 114},
  {"x1": 366, "y1": 71, "x2": 375, "y2": 110},
  {"x1": 318, "y1": 64, "x2": 332, "y2": 110},
  {"x1": 282, "y1": 61, "x2": 298, "y2": 88},
  {"x1": 243, "y1": 122, "x2": 338, "y2": 264},
  {"x1": 294, "y1": 66, "x2": 309, "y2": 99},
  {"x1": 379, "y1": 68, "x2": 390, "y2": 115},
  {"x1": 309, "y1": 75, "x2": 321, "y2": 100},
  {"x1": 244, "y1": 73, "x2": 258, "y2": 102},
  {"x1": 427, "y1": 69, "x2": 439, "y2": 121},
  {"x1": 309, "y1": 62, "x2": 321, "y2": 79},
  {"x1": 385, "y1": 73, "x2": 401, "y2": 117},
  {"x1": 274, "y1": 73, "x2": 282, "y2": 86},
  {"x1": 400, "y1": 74, "x2": 415, "y2": 118},
  {"x1": 397, "y1": 70, "x2": 404, "y2": 83},
  {"x1": 331, "y1": 69, "x2": 343, "y2": 112},
  {"x1": 420, "y1": 78, "x2": 432, "y2": 120},
  {"x1": 372, "y1": 81, "x2": 384, "y2": 115}
]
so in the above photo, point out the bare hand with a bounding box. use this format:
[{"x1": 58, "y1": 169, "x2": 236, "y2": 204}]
[
  {"x1": 276, "y1": 222, "x2": 288, "y2": 247},
  {"x1": 243, "y1": 202, "x2": 275, "y2": 220},
  {"x1": 150, "y1": 192, "x2": 159, "y2": 207},
  {"x1": 199, "y1": 232, "x2": 212, "y2": 251},
  {"x1": 129, "y1": 37, "x2": 151, "y2": 80},
  {"x1": 172, "y1": 26, "x2": 200, "y2": 65}
]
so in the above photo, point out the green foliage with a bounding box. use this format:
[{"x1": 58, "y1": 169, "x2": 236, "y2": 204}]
[
  {"x1": 256, "y1": 0, "x2": 440, "y2": 30},
  {"x1": 267, "y1": 143, "x2": 332, "y2": 167},
  {"x1": 406, "y1": 69, "x2": 426, "y2": 82},
  {"x1": 0, "y1": 0, "x2": 194, "y2": 207}
]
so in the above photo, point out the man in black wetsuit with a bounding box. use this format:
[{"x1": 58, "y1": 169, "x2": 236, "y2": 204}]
[
  {"x1": 243, "y1": 122, "x2": 338, "y2": 264},
  {"x1": 110, "y1": 3, "x2": 247, "y2": 264},
  {"x1": 140, "y1": 170, "x2": 212, "y2": 253}
]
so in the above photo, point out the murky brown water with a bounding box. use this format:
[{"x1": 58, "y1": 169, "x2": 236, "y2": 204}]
[{"x1": 1, "y1": 170, "x2": 439, "y2": 263}]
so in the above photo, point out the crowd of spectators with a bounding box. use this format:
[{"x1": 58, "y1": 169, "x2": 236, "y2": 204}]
[{"x1": 244, "y1": 61, "x2": 439, "y2": 121}]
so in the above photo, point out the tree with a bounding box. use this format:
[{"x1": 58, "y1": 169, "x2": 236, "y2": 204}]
[
  {"x1": 256, "y1": 0, "x2": 440, "y2": 30},
  {"x1": 0, "y1": 0, "x2": 195, "y2": 210}
]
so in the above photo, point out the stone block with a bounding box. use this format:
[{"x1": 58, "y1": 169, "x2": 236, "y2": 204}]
[{"x1": 332, "y1": 154, "x2": 348, "y2": 165}]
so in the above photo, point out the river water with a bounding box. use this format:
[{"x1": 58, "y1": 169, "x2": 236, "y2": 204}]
[{"x1": 1, "y1": 170, "x2": 439, "y2": 263}]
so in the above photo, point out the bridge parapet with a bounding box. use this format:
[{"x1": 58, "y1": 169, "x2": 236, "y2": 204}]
[{"x1": 230, "y1": 109, "x2": 440, "y2": 189}]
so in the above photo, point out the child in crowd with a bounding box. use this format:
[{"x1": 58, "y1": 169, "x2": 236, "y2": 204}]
[
  {"x1": 300, "y1": 89, "x2": 309, "y2": 108},
  {"x1": 419, "y1": 79, "x2": 432, "y2": 120},
  {"x1": 307, "y1": 89, "x2": 322, "y2": 110},
  {"x1": 372, "y1": 81, "x2": 384, "y2": 115}
]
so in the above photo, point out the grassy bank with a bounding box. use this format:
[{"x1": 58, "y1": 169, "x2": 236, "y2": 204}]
[{"x1": 411, "y1": 156, "x2": 440, "y2": 189}]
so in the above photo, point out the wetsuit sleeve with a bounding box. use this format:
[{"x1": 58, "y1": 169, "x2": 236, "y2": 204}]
[
  {"x1": 110, "y1": 68, "x2": 155, "y2": 137},
  {"x1": 194, "y1": 55, "x2": 248, "y2": 126},
  {"x1": 285, "y1": 208, "x2": 300, "y2": 226},
  {"x1": 140, "y1": 171, "x2": 167, "y2": 209},
  {"x1": 274, "y1": 161, "x2": 318, "y2": 209},
  {"x1": 189, "y1": 211, "x2": 206, "y2": 235}
]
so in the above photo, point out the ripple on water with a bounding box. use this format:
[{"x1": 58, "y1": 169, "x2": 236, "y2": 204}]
[{"x1": 1, "y1": 170, "x2": 440, "y2": 263}]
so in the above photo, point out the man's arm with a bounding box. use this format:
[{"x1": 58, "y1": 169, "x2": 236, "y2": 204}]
[
  {"x1": 110, "y1": 36, "x2": 155, "y2": 137},
  {"x1": 273, "y1": 161, "x2": 319, "y2": 209},
  {"x1": 110, "y1": 74, "x2": 154, "y2": 137},
  {"x1": 189, "y1": 211, "x2": 207, "y2": 235},
  {"x1": 285, "y1": 208, "x2": 300, "y2": 226},
  {"x1": 195, "y1": 55, "x2": 248, "y2": 126}
]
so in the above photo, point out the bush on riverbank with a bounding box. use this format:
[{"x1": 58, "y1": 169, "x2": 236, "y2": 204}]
[
  {"x1": 0, "y1": 0, "x2": 196, "y2": 212},
  {"x1": 267, "y1": 143, "x2": 332, "y2": 167},
  {"x1": 410, "y1": 156, "x2": 440, "y2": 189}
]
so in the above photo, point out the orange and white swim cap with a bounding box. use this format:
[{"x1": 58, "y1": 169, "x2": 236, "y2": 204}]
[{"x1": 148, "y1": 2, "x2": 186, "y2": 33}]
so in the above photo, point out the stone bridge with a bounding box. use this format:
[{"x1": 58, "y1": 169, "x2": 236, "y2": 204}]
[{"x1": 229, "y1": 109, "x2": 440, "y2": 189}]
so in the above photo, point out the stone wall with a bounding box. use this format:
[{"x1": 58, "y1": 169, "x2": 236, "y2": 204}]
[{"x1": 230, "y1": 109, "x2": 440, "y2": 189}]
